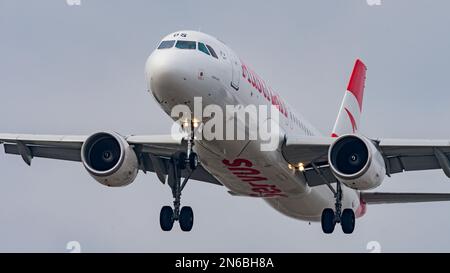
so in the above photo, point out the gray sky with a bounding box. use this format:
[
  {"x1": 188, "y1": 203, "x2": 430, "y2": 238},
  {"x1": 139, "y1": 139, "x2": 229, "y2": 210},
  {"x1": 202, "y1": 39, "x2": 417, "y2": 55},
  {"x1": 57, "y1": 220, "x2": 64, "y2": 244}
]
[{"x1": 1, "y1": 0, "x2": 450, "y2": 252}]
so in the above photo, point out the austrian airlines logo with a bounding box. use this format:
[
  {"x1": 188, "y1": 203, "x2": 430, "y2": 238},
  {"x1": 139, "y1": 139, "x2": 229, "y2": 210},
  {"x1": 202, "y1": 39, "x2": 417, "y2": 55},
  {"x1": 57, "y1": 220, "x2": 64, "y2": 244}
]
[{"x1": 344, "y1": 108, "x2": 358, "y2": 133}]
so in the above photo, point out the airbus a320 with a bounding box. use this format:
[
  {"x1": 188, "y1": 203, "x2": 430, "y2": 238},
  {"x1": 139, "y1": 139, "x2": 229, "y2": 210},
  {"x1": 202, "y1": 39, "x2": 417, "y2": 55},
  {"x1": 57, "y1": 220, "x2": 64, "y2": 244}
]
[{"x1": 2, "y1": 31, "x2": 450, "y2": 234}]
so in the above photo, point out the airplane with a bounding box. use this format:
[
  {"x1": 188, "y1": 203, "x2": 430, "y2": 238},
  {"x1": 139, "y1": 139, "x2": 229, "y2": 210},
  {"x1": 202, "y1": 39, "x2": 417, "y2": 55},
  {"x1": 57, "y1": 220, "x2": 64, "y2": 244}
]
[{"x1": 2, "y1": 30, "x2": 450, "y2": 234}]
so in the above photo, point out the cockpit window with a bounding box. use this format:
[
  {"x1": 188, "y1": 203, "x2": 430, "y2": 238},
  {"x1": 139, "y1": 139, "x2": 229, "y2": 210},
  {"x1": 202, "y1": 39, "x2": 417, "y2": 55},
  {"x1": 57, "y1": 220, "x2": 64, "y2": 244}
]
[
  {"x1": 206, "y1": 45, "x2": 218, "y2": 59},
  {"x1": 158, "y1": 40, "x2": 175, "y2": 49},
  {"x1": 175, "y1": 40, "x2": 196, "y2": 50},
  {"x1": 197, "y1": 42, "x2": 210, "y2": 56}
]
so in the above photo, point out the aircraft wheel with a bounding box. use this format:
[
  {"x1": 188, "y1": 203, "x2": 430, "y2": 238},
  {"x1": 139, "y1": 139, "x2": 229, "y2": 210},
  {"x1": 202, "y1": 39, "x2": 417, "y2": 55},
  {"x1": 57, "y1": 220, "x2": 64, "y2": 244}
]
[
  {"x1": 160, "y1": 206, "x2": 174, "y2": 231},
  {"x1": 179, "y1": 206, "x2": 194, "y2": 232},
  {"x1": 321, "y1": 208, "x2": 336, "y2": 234},
  {"x1": 189, "y1": 153, "x2": 199, "y2": 170},
  {"x1": 341, "y1": 209, "x2": 355, "y2": 234}
]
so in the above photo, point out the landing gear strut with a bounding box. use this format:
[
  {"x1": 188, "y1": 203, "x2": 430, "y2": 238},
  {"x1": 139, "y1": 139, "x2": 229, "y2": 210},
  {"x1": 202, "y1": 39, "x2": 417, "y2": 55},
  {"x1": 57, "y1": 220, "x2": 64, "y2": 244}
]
[
  {"x1": 321, "y1": 181, "x2": 355, "y2": 234},
  {"x1": 186, "y1": 120, "x2": 199, "y2": 170},
  {"x1": 159, "y1": 120, "x2": 199, "y2": 232}
]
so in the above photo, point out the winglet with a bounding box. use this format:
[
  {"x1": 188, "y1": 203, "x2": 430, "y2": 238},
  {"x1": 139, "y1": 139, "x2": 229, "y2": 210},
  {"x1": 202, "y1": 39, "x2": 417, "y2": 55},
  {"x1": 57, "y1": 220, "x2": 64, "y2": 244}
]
[{"x1": 331, "y1": 59, "x2": 367, "y2": 137}]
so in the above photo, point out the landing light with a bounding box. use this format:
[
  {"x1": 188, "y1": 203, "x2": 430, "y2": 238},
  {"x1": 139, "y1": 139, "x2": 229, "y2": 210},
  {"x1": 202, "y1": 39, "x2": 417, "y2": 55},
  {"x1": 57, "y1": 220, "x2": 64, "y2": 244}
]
[
  {"x1": 182, "y1": 120, "x2": 200, "y2": 129},
  {"x1": 192, "y1": 118, "x2": 200, "y2": 128},
  {"x1": 298, "y1": 163, "x2": 305, "y2": 172},
  {"x1": 288, "y1": 163, "x2": 305, "y2": 171}
]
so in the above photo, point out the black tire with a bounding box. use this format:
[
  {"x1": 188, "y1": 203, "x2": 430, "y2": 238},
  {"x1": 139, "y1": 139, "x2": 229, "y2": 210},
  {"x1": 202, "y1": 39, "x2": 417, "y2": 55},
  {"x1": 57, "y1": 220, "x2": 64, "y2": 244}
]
[
  {"x1": 321, "y1": 208, "x2": 336, "y2": 234},
  {"x1": 160, "y1": 206, "x2": 174, "y2": 232},
  {"x1": 341, "y1": 209, "x2": 355, "y2": 234},
  {"x1": 177, "y1": 152, "x2": 187, "y2": 170},
  {"x1": 179, "y1": 206, "x2": 194, "y2": 232},
  {"x1": 189, "y1": 153, "x2": 199, "y2": 170}
]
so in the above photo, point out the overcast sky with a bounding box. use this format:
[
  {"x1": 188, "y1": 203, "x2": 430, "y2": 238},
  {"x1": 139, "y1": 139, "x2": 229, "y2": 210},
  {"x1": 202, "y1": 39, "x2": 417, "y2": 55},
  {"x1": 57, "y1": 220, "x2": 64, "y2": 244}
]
[{"x1": 1, "y1": 0, "x2": 450, "y2": 252}]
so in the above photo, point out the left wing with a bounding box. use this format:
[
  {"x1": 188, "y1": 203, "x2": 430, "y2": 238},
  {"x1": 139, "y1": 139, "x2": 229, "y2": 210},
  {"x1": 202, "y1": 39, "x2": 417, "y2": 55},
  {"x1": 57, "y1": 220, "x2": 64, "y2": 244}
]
[
  {"x1": 360, "y1": 192, "x2": 450, "y2": 204},
  {"x1": 0, "y1": 133, "x2": 222, "y2": 186},
  {"x1": 281, "y1": 59, "x2": 450, "y2": 205},
  {"x1": 282, "y1": 135, "x2": 450, "y2": 187}
]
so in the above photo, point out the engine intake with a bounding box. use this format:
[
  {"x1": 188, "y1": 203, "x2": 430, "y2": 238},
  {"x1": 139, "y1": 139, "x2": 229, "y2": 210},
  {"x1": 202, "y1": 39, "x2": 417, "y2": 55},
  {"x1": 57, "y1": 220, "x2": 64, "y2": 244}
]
[
  {"x1": 328, "y1": 135, "x2": 385, "y2": 190},
  {"x1": 81, "y1": 132, "x2": 138, "y2": 187}
]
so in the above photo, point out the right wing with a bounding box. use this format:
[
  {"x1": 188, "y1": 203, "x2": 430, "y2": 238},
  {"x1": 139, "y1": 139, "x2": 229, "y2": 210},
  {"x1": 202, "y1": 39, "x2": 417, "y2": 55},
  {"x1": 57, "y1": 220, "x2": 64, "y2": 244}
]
[{"x1": 0, "y1": 133, "x2": 222, "y2": 186}]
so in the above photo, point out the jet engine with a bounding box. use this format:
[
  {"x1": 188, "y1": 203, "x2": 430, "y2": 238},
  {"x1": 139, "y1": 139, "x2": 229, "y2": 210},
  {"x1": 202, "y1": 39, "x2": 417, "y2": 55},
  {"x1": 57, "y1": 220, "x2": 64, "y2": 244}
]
[
  {"x1": 328, "y1": 135, "x2": 386, "y2": 190},
  {"x1": 81, "y1": 132, "x2": 139, "y2": 187}
]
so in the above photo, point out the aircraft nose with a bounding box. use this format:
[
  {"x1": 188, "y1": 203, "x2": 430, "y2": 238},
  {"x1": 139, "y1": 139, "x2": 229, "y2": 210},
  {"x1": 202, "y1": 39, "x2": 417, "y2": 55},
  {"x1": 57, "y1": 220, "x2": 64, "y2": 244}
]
[{"x1": 145, "y1": 52, "x2": 191, "y2": 102}]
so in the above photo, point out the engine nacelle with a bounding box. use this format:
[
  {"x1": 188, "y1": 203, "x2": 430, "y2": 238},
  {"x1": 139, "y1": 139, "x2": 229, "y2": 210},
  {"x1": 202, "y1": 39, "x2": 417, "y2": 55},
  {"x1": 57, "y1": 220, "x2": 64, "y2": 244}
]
[
  {"x1": 81, "y1": 132, "x2": 139, "y2": 187},
  {"x1": 328, "y1": 135, "x2": 386, "y2": 190}
]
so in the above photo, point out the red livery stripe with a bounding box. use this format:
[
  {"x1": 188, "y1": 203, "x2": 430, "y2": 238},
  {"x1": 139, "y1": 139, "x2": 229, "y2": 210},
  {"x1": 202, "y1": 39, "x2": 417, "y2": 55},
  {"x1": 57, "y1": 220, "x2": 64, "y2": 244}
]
[
  {"x1": 346, "y1": 59, "x2": 367, "y2": 110},
  {"x1": 344, "y1": 107, "x2": 358, "y2": 133}
]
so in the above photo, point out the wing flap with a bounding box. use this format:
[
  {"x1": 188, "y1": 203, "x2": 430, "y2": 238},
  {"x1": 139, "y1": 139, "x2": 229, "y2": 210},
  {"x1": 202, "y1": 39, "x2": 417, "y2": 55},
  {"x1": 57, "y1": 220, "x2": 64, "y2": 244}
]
[
  {"x1": 378, "y1": 138, "x2": 450, "y2": 174},
  {"x1": 4, "y1": 144, "x2": 81, "y2": 162},
  {"x1": 282, "y1": 136, "x2": 332, "y2": 164},
  {"x1": 303, "y1": 164, "x2": 337, "y2": 187},
  {"x1": 137, "y1": 153, "x2": 222, "y2": 186},
  {"x1": 127, "y1": 134, "x2": 187, "y2": 158}
]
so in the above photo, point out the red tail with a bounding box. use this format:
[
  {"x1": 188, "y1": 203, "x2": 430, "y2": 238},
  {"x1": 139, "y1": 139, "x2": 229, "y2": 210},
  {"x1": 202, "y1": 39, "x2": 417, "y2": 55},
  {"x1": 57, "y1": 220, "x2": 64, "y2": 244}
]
[{"x1": 332, "y1": 59, "x2": 367, "y2": 137}]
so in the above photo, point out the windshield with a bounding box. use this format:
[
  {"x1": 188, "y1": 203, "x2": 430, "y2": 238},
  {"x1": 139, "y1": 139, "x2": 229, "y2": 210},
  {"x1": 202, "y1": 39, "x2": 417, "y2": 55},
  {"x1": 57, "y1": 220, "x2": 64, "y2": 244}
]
[
  {"x1": 157, "y1": 40, "x2": 175, "y2": 49},
  {"x1": 175, "y1": 40, "x2": 196, "y2": 49}
]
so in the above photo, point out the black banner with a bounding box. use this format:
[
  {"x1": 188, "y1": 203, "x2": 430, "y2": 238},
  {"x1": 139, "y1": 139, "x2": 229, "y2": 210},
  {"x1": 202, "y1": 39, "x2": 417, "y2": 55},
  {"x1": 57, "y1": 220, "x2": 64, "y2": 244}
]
[{"x1": 0, "y1": 253, "x2": 448, "y2": 272}]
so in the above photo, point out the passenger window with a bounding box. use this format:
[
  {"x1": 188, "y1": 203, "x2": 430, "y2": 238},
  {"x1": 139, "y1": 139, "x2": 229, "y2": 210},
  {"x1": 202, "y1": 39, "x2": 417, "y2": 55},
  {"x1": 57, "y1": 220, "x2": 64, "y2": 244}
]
[
  {"x1": 198, "y1": 42, "x2": 210, "y2": 56},
  {"x1": 206, "y1": 45, "x2": 218, "y2": 59},
  {"x1": 158, "y1": 40, "x2": 175, "y2": 49},
  {"x1": 175, "y1": 40, "x2": 196, "y2": 49}
]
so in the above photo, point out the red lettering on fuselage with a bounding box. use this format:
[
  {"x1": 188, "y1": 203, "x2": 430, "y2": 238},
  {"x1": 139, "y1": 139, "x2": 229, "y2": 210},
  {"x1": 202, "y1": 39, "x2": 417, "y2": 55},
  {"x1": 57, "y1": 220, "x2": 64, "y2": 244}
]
[
  {"x1": 241, "y1": 62, "x2": 288, "y2": 118},
  {"x1": 223, "y1": 158, "x2": 252, "y2": 167},
  {"x1": 228, "y1": 167, "x2": 260, "y2": 175},
  {"x1": 223, "y1": 158, "x2": 287, "y2": 197}
]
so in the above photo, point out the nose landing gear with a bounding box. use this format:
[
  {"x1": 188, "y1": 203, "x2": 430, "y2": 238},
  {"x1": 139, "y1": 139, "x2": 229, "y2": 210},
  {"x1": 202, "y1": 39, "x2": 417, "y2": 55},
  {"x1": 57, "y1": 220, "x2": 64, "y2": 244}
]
[{"x1": 159, "y1": 120, "x2": 199, "y2": 232}]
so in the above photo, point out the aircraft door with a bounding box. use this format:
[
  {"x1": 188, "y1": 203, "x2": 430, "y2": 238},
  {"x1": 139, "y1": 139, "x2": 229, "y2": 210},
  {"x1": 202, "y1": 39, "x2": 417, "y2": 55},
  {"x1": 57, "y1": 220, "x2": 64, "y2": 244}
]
[{"x1": 230, "y1": 52, "x2": 240, "y2": 91}]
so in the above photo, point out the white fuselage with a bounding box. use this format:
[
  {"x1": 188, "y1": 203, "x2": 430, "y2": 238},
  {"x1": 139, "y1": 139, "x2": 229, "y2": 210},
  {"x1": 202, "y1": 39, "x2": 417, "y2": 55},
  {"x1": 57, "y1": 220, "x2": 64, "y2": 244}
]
[{"x1": 145, "y1": 31, "x2": 364, "y2": 222}]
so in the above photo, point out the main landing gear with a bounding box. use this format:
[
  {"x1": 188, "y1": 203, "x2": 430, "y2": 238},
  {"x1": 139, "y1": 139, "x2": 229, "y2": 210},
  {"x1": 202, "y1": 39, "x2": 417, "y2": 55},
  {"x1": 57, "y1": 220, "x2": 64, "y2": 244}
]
[
  {"x1": 160, "y1": 121, "x2": 199, "y2": 232},
  {"x1": 321, "y1": 181, "x2": 355, "y2": 234}
]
